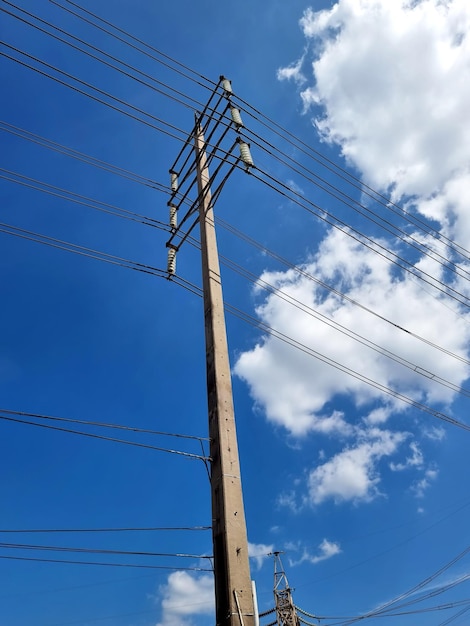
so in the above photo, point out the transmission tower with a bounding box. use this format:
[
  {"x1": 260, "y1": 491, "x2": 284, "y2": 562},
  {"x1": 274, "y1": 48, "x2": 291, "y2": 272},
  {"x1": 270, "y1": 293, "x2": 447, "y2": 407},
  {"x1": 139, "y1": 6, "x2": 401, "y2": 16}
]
[
  {"x1": 165, "y1": 77, "x2": 256, "y2": 626},
  {"x1": 272, "y1": 552, "x2": 300, "y2": 626}
]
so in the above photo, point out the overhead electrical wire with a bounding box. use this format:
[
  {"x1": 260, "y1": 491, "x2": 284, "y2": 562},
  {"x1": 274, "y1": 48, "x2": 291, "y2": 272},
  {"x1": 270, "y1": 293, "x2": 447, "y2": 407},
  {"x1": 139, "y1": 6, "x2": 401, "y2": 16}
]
[
  {"x1": 0, "y1": 554, "x2": 212, "y2": 571},
  {"x1": 0, "y1": 541, "x2": 211, "y2": 560},
  {"x1": 250, "y1": 165, "x2": 470, "y2": 310},
  {"x1": 216, "y1": 243, "x2": 470, "y2": 400},
  {"x1": 0, "y1": 407, "x2": 209, "y2": 441},
  {"x1": 0, "y1": 120, "x2": 171, "y2": 193},
  {"x1": 40, "y1": 0, "x2": 470, "y2": 300},
  {"x1": 0, "y1": 43, "x2": 188, "y2": 143},
  {"x1": 1, "y1": 3, "x2": 469, "y2": 430},
  {"x1": 2, "y1": 19, "x2": 468, "y2": 313},
  {"x1": 0, "y1": 168, "x2": 171, "y2": 229},
  {"x1": 335, "y1": 544, "x2": 470, "y2": 625},
  {"x1": 3, "y1": 116, "x2": 468, "y2": 373},
  {"x1": 4, "y1": 114, "x2": 468, "y2": 373},
  {"x1": 1, "y1": 217, "x2": 469, "y2": 432},
  {"x1": 0, "y1": 1, "x2": 206, "y2": 114},
  {"x1": 0, "y1": 415, "x2": 209, "y2": 462},
  {"x1": 244, "y1": 131, "x2": 470, "y2": 281},
  {"x1": 49, "y1": 0, "x2": 217, "y2": 90},
  {"x1": 0, "y1": 526, "x2": 210, "y2": 533},
  {"x1": 214, "y1": 216, "x2": 470, "y2": 366},
  {"x1": 46, "y1": 0, "x2": 470, "y2": 268},
  {"x1": 0, "y1": 222, "x2": 170, "y2": 277}
]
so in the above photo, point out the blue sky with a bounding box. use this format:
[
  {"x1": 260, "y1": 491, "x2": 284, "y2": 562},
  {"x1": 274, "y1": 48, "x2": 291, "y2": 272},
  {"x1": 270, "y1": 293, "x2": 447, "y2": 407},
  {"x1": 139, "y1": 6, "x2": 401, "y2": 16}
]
[{"x1": 1, "y1": 1, "x2": 470, "y2": 625}]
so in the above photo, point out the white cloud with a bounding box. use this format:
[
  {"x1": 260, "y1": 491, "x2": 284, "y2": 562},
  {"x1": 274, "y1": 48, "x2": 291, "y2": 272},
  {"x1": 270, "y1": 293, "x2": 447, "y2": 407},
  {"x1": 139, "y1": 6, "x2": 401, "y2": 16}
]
[
  {"x1": 276, "y1": 55, "x2": 306, "y2": 84},
  {"x1": 390, "y1": 441, "x2": 423, "y2": 471},
  {"x1": 307, "y1": 429, "x2": 406, "y2": 504},
  {"x1": 248, "y1": 542, "x2": 274, "y2": 569},
  {"x1": 155, "y1": 572, "x2": 214, "y2": 626},
  {"x1": 289, "y1": 538, "x2": 342, "y2": 566},
  {"x1": 234, "y1": 227, "x2": 470, "y2": 437},
  {"x1": 279, "y1": 0, "x2": 470, "y2": 246},
  {"x1": 237, "y1": 0, "x2": 470, "y2": 509},
  {"x1": 412, "y1": 467, "x2": 439, "y2": 498},
  {"x1": 423, "y1": 426, "x2": 446, "y2": 441}
]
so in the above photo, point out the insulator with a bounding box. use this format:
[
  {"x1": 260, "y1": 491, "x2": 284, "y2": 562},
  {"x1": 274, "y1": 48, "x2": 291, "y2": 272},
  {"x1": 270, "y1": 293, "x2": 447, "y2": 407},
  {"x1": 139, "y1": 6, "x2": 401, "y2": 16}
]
[
  {"x1": 221, "y1": 78, "x2": 233, "y2": 95},
  {"x1": 170, "y1": 171, "x2": 178, "y2": 192},
  {"x1": 167, "y1": 247, "x2": 176, "y2": 275},
  {"x1": 169, "y1": 204, "x2": 177, "y2": 229},
  {"x1": 238, "y1": 141, "x2": 254, "y2": 168},
  {"x1": 230, "y1": 106, "x2": 244, "y2": 127}
]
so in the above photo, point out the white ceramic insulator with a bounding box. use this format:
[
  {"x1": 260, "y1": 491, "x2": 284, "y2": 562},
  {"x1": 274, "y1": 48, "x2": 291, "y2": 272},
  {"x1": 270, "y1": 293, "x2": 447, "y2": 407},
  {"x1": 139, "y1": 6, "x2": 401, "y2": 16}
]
[
  {"x1": 169, "y1": 204, "x2": 177, "y2": 229},
  {"x1": 167, "y1": 247, "x2": 176, "y2": 274},
  {"x1": 230, "y1": 106, "x2": 244, "y2": 127},
  {"x1": 238, "y1": 141, "x2": 254, "y2": 167},
  {"x1": 170, "y1": 171, "x2": 178, "y2": 192},
  {"x1": 222, "y1": 78, "x2": 233, "y2": 94}
]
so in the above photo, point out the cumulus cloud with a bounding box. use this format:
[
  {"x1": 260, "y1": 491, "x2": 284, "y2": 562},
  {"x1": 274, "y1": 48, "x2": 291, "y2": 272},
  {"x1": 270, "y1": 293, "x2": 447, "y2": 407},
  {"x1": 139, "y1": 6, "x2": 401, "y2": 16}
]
[
  {"x1": 234, "y1": 227, "x2": 470, "y2": 437},
  {"x1": 249, "y1": 542, "x2": 274, "y2": 569},
  {"x1": 390, "y1": 441, "x2": 423, "y2": 471},
  {"x1": 289, "y1": 538, "x2": 342, "y2": 566},
  {"x1": 279, "y1": 0, "x2": 470, "y2": 246},
  {"x1": 308, "y1": 429, "x2": 406, "y2": 504},
  {"x1": 236, "y1": 0, "x2": 470, "y2": 509},
  {"x1": 155, "y1": 571, "x2": 214, "y2": 626},
  {"x1": 412, "y1": 467, "x2": 439, "y2": 498}
]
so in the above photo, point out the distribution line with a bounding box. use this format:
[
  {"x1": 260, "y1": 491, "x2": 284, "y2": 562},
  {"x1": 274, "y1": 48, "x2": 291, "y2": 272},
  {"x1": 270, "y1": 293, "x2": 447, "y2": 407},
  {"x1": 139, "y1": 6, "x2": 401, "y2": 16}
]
[
  {"x1": 215, "y1": 216, "x2": 470, "y2": 366},
  {"x1": 0, "y1": 168, "x2": 170, "y2": 229},
  {"x1": 0, "y1": 407, "x2": 210, "y2": 441},
  {"x1": 0, "y1": 44, "x2": 187, "y2": 143},
  {"x1": 244, "y1": 130, "x2": 470, "y2": 278},
  {"x1": 0, "y1": 120, "x2": 171, "y2": 193},
  {"x1": 50, "y1": 0, "x2": 470, "y2": 265},
  {"x1": 338, "y1": 544, "x2": 470, "y2": 625},
  {"x1": 3, "y1": 27, "x2": 464, "y2": 304},
  {"x1": 6, "y1": 114, "x2": 466, "y2": 371},
  {"x1": 0, "y1": 554, "x2": 212, "y2": 571},
  {"x1": 0, "y1": 541, "x2": 212, "y2": 560},
  {"x1": 0, "y1": 1, "x2": 205, "y2": 113},
  {"x1": 217, "y1": 248, "x2": 470, "y2": 399},
  {"x1": 0, "y1": 119, "x2": 461, "y2": 372},
  {"x1": 221, "y1": 299, "x2": 470, "y2": 432},
  {"x1": 251, "y1": 166, "x2": 470, "y2": 309},
  {"x1": 49, "y1": 0, "x2": 217, "y2": 90},
  {"x1": 0, "y1": 415, "x2": 210, "y2": 461},
  {"x1": 2, "y1": 214, "x2": 468, "y2": 432},
  {"x1": 0, "y1": 222, "x2": 169, "y2": 277},
  {"x1": 231, "y1": 85, "x2": 470, "y2": 262},
  {"x1": 0, "y1": 526, "x2": 210, "y2": 533}
]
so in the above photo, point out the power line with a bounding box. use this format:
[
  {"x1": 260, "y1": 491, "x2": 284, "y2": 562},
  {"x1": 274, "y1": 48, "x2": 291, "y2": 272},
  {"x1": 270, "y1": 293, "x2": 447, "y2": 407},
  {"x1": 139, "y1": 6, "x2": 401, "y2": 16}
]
[
  {"x1": 0, "y1": 407, "x2": 209, "y2": 441},
  {"x1": 5, "y1": 17, "x2": 466, "y2": 315},
  {"x1": 0, "y1": 541, "x2": 212, "y2": 560},
  {"x1": 0, "y1": 167, "x2": 171, "y2": 229},
  {"x1": 215, "y1": 216, "x2": 470, "y2": 366},
  {"x1": 0, "y1": 43, "x2": 188, "y2": 143},
  {"x1": 0, "y1": 415, "x2": 209, "y2": 461},
  {"x1": 1, "y1": 216, "x2": 469, "y2": 432},
  {"x1": 0, "y1": 120, "x2": 171, "y2": 193},
  {"x1": 0, "y1": 526, "x2": 210, "y2": 533},
  {"x1": 0, "y1": 1, "x2": 206, "y2": 113},
  {"x1": 243, "y1": 130, "x2": 470, "y2": 280},
  {"x1": 49, "y1": 0, "x2": 217, "y2": 90},
  {"x1": 0, "y1": 554, "x2": 212, "y2": 571},
  {"x1": 251, "y1": 166, "x2": 470, "y2": 310},
  {"x1": 47, "y1": 0, "x2": 470, "y2": 276}
]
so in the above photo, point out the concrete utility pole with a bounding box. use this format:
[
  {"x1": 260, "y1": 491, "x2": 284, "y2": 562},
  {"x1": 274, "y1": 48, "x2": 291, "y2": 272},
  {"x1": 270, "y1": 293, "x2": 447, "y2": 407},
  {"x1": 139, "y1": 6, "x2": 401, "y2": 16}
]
[{"x1": 194, "y1": 119, "x2": 256, "y2": 626}]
